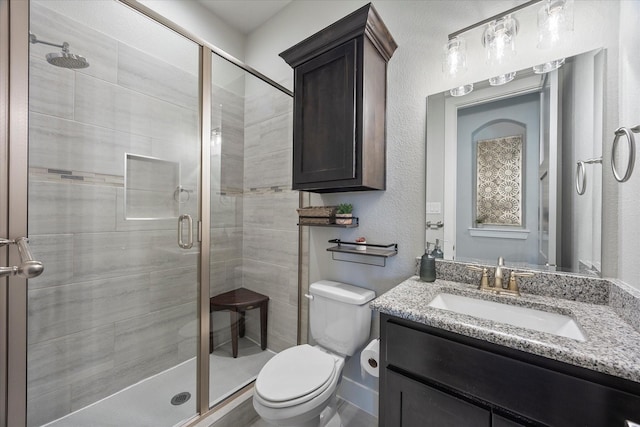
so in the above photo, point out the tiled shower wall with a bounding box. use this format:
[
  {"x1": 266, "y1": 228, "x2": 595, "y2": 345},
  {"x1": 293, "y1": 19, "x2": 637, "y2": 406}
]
[
  {"x1": 27, "y1": 3, "x2": 296, "y2": 426},
  {"x1": 208, "y1": 70, "x2": 297, "y2": 353},
  {"x1": 240, "y1": 81, "x2": 296, "y2": 353}
]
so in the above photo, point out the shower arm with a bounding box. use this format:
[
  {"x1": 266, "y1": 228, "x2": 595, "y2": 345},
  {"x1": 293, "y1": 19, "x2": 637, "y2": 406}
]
[{"x1": 29, "y1": 33, "x2": 69, "y2": 52}]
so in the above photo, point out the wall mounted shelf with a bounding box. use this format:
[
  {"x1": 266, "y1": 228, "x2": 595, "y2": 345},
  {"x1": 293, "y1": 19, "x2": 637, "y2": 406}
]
[
  {"x1": 297, "y1": 217, "x2": 359, "y2": 228},
  {"x1": 326, "y1": 239, "x2": 398, "y2": 266}
]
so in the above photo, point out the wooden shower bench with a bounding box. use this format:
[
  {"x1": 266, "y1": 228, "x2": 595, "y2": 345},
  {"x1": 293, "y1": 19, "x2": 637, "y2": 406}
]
[{"x1": 209, "y1": 288, "x2": 269, "y2": 358}]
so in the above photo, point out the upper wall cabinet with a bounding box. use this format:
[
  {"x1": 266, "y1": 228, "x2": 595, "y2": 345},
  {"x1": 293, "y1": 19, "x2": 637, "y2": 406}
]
[{"x1": 280, "y1": 3, "x2": 397, "y2": 193}]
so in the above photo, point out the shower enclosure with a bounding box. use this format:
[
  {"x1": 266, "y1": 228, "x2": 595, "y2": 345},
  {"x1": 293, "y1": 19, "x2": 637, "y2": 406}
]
[{"x1": 1, "y1": 1, "x2": 296, "y2": 426}]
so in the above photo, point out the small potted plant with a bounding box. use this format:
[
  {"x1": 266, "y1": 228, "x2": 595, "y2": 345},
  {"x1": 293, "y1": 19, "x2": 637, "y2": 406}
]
[
  {"x1": 355, "y1": 236, "x2": 367, "y2": 250},
  {"x1": 335, "y1": 203, "x2": 353, "y2": 225}
]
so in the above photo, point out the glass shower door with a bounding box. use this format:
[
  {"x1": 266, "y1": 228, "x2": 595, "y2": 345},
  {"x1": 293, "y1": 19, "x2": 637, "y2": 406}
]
[
  {"x1": 26, "y1": 1, "x2": 201, "y2": 425},
  {"x1": 207, "y1": 52, "x2": 295, "y2": 408}
]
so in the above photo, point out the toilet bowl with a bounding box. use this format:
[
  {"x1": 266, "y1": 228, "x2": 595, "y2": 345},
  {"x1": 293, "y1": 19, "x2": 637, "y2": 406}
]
[
  {"x1": 253, "y1": 280, "x2": 376, "y2": 427},
  {"x1": 253, "y1": 344, "x2": 344, "y2": 427}
]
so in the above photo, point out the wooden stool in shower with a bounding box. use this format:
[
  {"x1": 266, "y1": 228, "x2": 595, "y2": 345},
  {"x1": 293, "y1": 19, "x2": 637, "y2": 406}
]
[{"x1": 209, "y1": 288, "x2": 269, "y2": 358}]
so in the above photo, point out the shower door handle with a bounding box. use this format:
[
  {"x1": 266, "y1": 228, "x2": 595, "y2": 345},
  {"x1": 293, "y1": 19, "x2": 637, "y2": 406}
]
[
  {"x1": 178, "y1": 214, "x2": 193, "y2": 249},
  {"x1": 0, "y1": 237, "x2": 44, "y2": 278}
]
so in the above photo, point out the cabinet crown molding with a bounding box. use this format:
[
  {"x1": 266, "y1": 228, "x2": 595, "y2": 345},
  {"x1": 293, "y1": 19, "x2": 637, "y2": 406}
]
[{"x1": 279, "y1": 2, "x2": 397, "y2": 67}]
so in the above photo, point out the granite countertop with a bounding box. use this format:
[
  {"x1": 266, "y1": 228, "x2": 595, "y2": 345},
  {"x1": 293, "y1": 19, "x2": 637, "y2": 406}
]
[{"x1": 370, "y1": 276, "x2": 640, "y2": 384}]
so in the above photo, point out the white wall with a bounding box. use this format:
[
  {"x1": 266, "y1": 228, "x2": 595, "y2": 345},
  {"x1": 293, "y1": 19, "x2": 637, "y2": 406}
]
[
  {"x1": 560, "y1": 50, "x2": 604, "y2": 273},
  {"x1": 139, "y1": 0, "x2": 246, "y2": 61},
  {"x1": 618, "y1": 1, "x2": 640, "y2": 289},
  {"x1": 243, "y1": 0, "x2": 631, "y2": 415}
]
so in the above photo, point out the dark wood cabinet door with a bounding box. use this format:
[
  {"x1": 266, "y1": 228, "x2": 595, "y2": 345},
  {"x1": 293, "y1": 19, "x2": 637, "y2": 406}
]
[
  {"x1": 492, "y1": 413, "x2": 528, "y2": 427},
  {"x1": 384, "y1": 369, "x2": 490, "y2": 427},
  {"x1": 293, "y1": 39, "x2": 357, "y2": 187}
]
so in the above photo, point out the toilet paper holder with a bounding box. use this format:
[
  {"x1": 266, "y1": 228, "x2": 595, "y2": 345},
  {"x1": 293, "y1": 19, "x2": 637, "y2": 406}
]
[{"x1": 360, "y1": 338, "x2": 380, "y2": 378}]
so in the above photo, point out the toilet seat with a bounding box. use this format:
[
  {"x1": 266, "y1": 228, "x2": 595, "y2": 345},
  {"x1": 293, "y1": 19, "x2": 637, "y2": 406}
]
[{"x1": 255, "y1": 344, "x2": 339, "y2": 409}]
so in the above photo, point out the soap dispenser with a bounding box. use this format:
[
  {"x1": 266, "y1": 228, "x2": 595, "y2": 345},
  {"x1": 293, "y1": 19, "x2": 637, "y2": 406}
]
[
  {"x1": 420, "y1": 243, "x2": 436, "y2": 282},
  {"x1": 431, "y1": 238, "x2": 444, "y2": 259}
]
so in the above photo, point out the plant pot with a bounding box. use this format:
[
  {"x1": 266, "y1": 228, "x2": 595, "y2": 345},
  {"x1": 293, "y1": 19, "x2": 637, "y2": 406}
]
[{"x1": 335, "y1": 213, "x2": 353, "y2": 225}]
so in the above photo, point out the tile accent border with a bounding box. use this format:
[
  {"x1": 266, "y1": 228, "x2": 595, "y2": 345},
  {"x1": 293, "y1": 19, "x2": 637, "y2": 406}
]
[{"x1": 30, "y1": 167, "x2": 124, "y2": 186}]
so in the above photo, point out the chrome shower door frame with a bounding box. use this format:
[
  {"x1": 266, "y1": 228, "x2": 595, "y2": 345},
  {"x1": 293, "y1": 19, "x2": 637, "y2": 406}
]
[{"x1": 3, "y1": 1, "x2": 30, "y2": 426}]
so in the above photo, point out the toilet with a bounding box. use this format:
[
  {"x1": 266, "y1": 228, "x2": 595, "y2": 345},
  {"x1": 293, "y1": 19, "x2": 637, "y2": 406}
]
[{"x1": 253, "y1": 280, "x2": 376, "y2": 427}]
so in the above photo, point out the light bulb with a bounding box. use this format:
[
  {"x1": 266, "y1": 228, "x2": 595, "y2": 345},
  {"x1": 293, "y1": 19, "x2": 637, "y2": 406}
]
[
  {"x1": 443, "y1": 37, "x2": 467, "y2": 77},
  {"x1": 538, "y1": 0, "x2": 574, "y2": 49},
  {"x1": 482, "y1": 16, "x2": 518, "y2": 66}
]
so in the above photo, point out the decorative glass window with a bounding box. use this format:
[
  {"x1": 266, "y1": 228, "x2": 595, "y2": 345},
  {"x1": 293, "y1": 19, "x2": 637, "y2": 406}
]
[{"x1": 475, "y1": 135, "x2": 523, "y2": 226}]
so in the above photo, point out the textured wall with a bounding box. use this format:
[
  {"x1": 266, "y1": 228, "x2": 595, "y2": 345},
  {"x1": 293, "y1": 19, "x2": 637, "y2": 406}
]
[
  {"x1": 560, "y1": 51, "x2": 604, "y2": 273},
  {"x1": 618, "y1": 1, "x2": 640, "y2": 289}
]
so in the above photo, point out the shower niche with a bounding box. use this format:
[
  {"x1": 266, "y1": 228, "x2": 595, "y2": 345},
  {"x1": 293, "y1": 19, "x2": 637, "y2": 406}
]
[{"x1": 124, "y1": 153, "x2": 182, "y2": 220}]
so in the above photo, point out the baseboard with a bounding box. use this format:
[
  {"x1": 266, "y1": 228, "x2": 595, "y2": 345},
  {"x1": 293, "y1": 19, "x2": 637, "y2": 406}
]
[{"x1": 336, "y1": 376, "x2": 378, "y2": 418}]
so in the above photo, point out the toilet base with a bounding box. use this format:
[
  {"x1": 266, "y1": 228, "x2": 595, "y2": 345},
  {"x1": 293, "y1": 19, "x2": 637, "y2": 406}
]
[
  {"x1": 319, "y1": 407, "x2": 342, "y2": 427},
  {"x1": 256, "y1": 395, "x2": 343, "y2": 427},
  {"x1": 318, "y1": 396, "x2": 342, "y2": 427}
]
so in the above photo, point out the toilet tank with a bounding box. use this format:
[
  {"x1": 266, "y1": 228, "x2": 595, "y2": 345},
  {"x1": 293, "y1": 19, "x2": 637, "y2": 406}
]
[{"x1": 309, "y1": 280, "x2": 376, "y2": 356}]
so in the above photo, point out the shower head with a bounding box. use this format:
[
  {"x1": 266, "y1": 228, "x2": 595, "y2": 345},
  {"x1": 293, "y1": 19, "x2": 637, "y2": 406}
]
[
  {"x1": 29, "y1": 33, "x2": 89, "y2": 69},
  {"x1": 46, "y1": 48, "x2": 90, "y2": 69}
]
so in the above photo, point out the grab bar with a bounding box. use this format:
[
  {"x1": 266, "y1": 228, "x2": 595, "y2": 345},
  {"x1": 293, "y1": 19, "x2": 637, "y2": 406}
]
[
  {"x1": 611, "y1": 125, "x2": 639, "y2": 183},
  {"x1": 575, "y1": 157, "x2": 602, "y2": 195},
  {"x1": 0, "y1": 237, "x2": 44, "y2": 278}
]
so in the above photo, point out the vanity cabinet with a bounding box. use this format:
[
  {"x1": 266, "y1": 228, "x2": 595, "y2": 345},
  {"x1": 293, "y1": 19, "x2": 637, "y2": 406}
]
[
  {"x1": 380, "y1": 313, "x2": 640, "y2": 427},
  {"x1": 279, "y1": 3, "x2": 396, "y2": 193}
]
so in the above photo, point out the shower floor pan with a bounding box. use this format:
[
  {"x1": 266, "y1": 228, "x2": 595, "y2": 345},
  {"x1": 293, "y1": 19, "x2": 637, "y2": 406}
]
[{"x1": 42, "y1": 338, "x2": 275, "y2": 427}]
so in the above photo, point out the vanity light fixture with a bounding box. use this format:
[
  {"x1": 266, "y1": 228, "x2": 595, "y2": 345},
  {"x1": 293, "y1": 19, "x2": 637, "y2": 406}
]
[{"x1": 444, "y1": 0, "x2": 542, "y2": 96}]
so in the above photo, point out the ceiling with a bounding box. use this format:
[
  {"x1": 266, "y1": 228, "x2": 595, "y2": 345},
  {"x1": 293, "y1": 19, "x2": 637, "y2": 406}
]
[{"x1": 197, "y1": 0, "x2": 293, "y2": 35}]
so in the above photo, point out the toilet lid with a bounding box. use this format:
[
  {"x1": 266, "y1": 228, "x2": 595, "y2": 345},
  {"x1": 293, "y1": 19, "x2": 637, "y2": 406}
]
[{"x1": 255, "y1": 345, "x2": 336, "y2": 403}]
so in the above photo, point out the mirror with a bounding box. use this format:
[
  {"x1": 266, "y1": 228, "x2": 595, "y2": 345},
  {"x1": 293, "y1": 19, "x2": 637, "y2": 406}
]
[{"x1": 426, "y1": 48, "x2": 605, "y2": 275}]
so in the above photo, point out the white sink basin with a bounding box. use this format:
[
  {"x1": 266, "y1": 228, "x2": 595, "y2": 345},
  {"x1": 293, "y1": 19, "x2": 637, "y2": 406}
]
[{"x1": 427, "y1": 293, "x2": 586, "y2": 341}]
